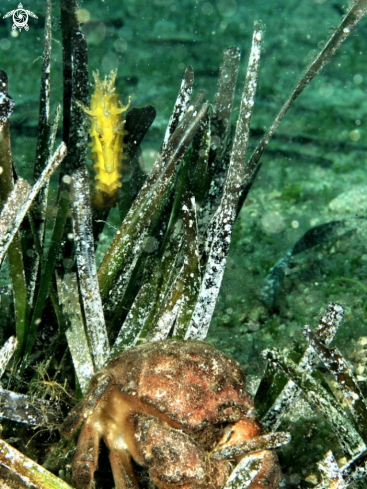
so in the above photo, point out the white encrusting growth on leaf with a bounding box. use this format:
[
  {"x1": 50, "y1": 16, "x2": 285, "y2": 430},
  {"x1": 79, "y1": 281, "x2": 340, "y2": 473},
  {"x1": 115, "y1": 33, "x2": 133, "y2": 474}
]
[
  {"x1": 186, "y1": 24, "x2": 263, "y2": 340},
  {"x1": 0, "y1": 439, "x2": 73, "y2": 488},
  {"x1": 0, "y1": 336, "x2": 17, "y2": 378},
  {"x1": 0, "y1": 143, "x2": 66, "y2": 267},
  {"x1": 223, "y1": 453, "x2": 263, "y2": 489},
  {"x1": 57, "y1": 273, "x2": 95, "y2": 394},
  {"x1": 316, "y1": 451, "x2": 346, "y2": 489},
  {"x1": 71, "y1": 166, "x2": 110, "y2": 369}
]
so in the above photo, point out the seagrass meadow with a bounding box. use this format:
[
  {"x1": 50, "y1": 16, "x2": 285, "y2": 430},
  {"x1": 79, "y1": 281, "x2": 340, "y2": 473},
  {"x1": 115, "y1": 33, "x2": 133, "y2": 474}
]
[{"x1": 1, "y1": 0, "x2": 367, "y2": 487}]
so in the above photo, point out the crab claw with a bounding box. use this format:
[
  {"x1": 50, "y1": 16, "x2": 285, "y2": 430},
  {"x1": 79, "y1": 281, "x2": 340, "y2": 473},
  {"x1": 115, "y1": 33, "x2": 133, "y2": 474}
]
[
  {"x1": 216, "y1": 419, "x2": 262, "y2": 454},
  {"x1": 213, "y1": 420, "x2": 281, "y2": 489}
]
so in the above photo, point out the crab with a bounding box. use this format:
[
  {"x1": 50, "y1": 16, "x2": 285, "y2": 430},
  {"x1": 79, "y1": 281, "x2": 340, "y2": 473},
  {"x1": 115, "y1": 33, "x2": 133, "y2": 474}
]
[{"x1": 61, "y1": 340, "x2": 281, "y2": 489}]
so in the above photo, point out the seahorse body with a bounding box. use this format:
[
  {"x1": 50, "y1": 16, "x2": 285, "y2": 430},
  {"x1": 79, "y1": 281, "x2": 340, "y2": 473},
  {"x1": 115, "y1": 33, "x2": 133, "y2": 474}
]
[{"x1": 82, "y1": 70, "x2": 130, "y2": 208}]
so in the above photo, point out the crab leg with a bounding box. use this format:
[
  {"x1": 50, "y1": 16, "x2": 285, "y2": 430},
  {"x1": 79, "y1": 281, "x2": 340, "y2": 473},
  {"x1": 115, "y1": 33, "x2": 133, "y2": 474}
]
[
  {"x1": 72, "y1": 420, "x2": 101, "y2": 489},
  {"x1": 102, "y1": 409, "x2": 140, "y2": 489},
  {"x1": 108, "y1": 448, "x2": 138, "y2": 489}
]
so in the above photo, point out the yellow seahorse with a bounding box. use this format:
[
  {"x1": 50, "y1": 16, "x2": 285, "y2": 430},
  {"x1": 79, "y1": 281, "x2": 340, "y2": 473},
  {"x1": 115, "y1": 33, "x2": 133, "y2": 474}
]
[{"x1": 82, "y1": 70, "x2": 130, "y2": 209}]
